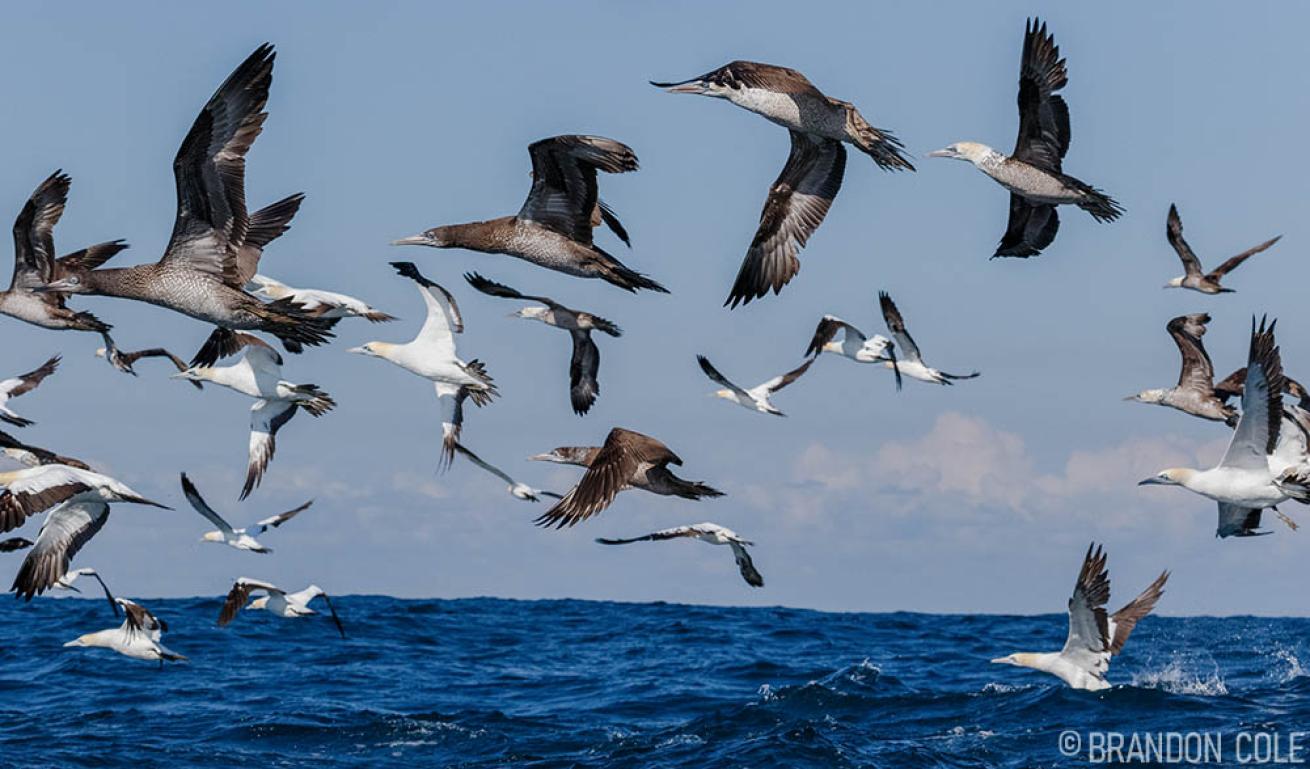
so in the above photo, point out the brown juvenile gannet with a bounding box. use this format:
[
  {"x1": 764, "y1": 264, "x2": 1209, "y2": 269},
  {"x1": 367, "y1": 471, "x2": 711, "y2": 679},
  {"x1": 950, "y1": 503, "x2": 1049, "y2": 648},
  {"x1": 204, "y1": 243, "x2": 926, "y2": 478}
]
[
  {"x1": 991, "y1": 543, "x2": 1168, "y2": 691},
  {"x1": 0, "y1": 355, "x2": 60, "y2": 427},
  {"x1": 697, "y1": 355, "x2": 813, "y2": 416},
  {"x1": 36, "y1": 45, "x2": 335, "y2": 366},
  {"x1": 180, "y1": 472, "x2": 310, "y2": 553},
  {"x1": 65, "y1": 597, "x2": 185, "y2": 665},
  {"x1": 10, "y1": 500, "x2": 112, "y2": 604},
  {"x1": 879, "y1": 293, "x2": 978, "y2": 385},
  {"x1": 928, "y1": 19, "x2": 1123, "y2": 257},
  {"x1": 0, "y1": 464, "x2": 168, "y2": 533},
  {"x1": 532, "y1": 427, "x2": 724, "y2": 529},
  {"x1": 0, "y1": 536, "x2": 33, "y2": 552},
  {"x1": 597, "y1": 522, "x2": 763, "y2": 587},
  {"x1": 393, "y1": 135, "x2": 666, "y2": 294},
  {"x1": 652, "y1": 61, "x2": 913, "y2": 307},
  {"x1": 95, "y1": 345, "x2": 202, "y2": 389},
  {"x1": 452, "y1": 442, "x2": 561, "y2": 503},
  {"x1": 217, "y1": 577, "x2": 344, "y2": 638},
  {"x1": 1163, "y1": 204, "x2": 1281, "y2": 294},
  {"x1": 247, "y1": 274, "x2": 395, "y2": 323},
  {"x1": 465, "y1": 272, "x2": 621, "y2": 415},
  {"x1": 1126, "y1": 313, "x2": 1237, "y2": 426},
  {"x1": 0, "y1": 430, "x2": 89, "y2": 470},
  {"x1": 804, "y1": 314, "x2": 901, "y2": 388}
]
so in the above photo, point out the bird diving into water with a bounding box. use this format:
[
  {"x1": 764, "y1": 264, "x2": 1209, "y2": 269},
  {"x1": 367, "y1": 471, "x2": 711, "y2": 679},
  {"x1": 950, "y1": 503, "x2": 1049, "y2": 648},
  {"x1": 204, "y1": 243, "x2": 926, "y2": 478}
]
[
  {"x1": 1163, "y1": 204, "x2": 1281, "y2": 294},
  {"x1": 1125, "y1": 313, "x2": 1237, "y2": 426},
  {"x1": 597, "y1": 522, "x2": 764, "y2": 587},
  {"x1": 928, "y1": 19, "x2": 1122, "y2": 257},
  {"x1": 393, "y1": 135, "x2": 665, "y2": 293},
  {"x1": 652, "y1": 60, "x2": 913, "y2": 307}
]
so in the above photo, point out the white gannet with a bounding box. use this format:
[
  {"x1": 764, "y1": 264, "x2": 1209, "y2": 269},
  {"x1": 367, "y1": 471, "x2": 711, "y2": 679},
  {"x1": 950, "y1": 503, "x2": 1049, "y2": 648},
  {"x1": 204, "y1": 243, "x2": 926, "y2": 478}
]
[
  {"x1": 597, "y1": 522, "x2": 763, "y2": 587},
  {"x1": 533, "y1": 427, "x2": 723, "y2": 529},
  {"x1": 1164, "y1": 204, "x2": 1281, "y2": 294},
  {"x1": 697, "y1": 355, "x2": 813, "y2": 416},
  {"x1": 465, "y1": 272, "x2": 621, "y2": 415},
  {"x1": 804, "y1": 314, "x2": 902, "y2": 388},
  {"x1": 0, "y1": 465, "x2": 167, "y2": 533},
  {"x1": 64, "y1": 597, "x2": 186, "y2": 665},
  {"x1": 173, "y1": 333, "x2": 335, "y2": 499},
  {"x1": 50, "y1": 567, "x2": 120, "y2": 617},
  {"x1": 10, "y1": 500, "x2": 113, "y2": 603},
  {"x1": 350, "y1": 262, "x2": 497, "y2": 468},
  {"x1": 0, "y1": 355, "x2": 60, "y2": 427},
  {"x1": 928, "y1": 19, "x2": 1122, "y2": 257},
  {"x1": 1125, "y1": 313, "x2": 1237, "y2": 426},
  {"x1": 217, "y1": 577, "x2": 344, "y2": 638},
  {"x1": 991, "y1": 543, "x2": 1168, "y2": 690},
  {"x1": 879, "y1": 292, "x2": 978, "y2": 385},
  {"x1": 95, "y1": 345, "x2": 202, "y2": 389},
  {"x1": 247, "y1": 274, "x2": 396, "y2": 323},
  {"x1": 180, "y1": 472, "x2": 310, "y2": 553},
  {"x1": 0, "y1": 429, "x2": 90, "y2": 470},
  {"x1": 452, "y1": 442, "x2": 560, "y2": 502}
]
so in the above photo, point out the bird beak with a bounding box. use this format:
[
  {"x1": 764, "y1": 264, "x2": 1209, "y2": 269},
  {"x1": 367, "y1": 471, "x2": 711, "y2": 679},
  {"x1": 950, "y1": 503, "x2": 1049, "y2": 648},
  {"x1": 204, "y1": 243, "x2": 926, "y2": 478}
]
[
  {"x1": 989, "y1": 657, "x2": 1009, "y2": 664},
  {"x1": 32, "y1": 280, "x2": 74, "y2": 294},
  {"x1": 649, "y1": 78, "x2": 709, "y2": 94},
  {"x1": 391, "y1": 234, "x2": 434, "y2": 247},
  {"x1": 528, "y1": 452, "x2": 553, "y2": 462},
  {"x1": 346, "y1": 346, "x2": 367, "y2": 355},
  {"x1": 1122, "y1": 394, "x2": 1139, "y2": 401},
  {"x1": 1138, "y1": 477, "x2": 1164, "y2": 486},
  {"x1": 926, "y1": 148, "x2": 956, "y2": 159},
  {"x1": 63, "y1": 637, "x2": 86, "y2": 647}
]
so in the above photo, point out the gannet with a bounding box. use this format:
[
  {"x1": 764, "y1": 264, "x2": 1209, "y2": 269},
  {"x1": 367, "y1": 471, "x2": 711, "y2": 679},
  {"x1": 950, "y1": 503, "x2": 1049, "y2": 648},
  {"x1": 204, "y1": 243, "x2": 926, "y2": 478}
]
[
  {"x1": 247, "y1": 274, "x2": 395, "y2": 323},
  {"x1": 173, "y1": 333, "x2": 335, "y2": 499},
  {"x1": 10, "y1": 500, "x2": 112, "y2": 601},
  {"x1": 393, "y1": 135, "x2": 666, "y2": 293},
  {"x1": 533, "y1": 428, "x2": 723, "y2": 529},
  {"x1": 879, "y1": 292, "x2": 978, "y2": 385},
  {"x1": 804, "y1": 314, "x2": 901, "y2": 388},
  {"x1": 451, "y1": 442, "x2": 560, "y2": 502},
  {"x1": 0, "y1": 465, "x2": 167, "y2": 533},
  {"x1": 1126, "y1": 313, "x2": 1237, "y2": 426},
  {"x1": 180, "y1": 472, "x2": 310, "y2": 553},
  {"x1": 652, "y1": 61, "x2": 912, "y2": 307},
  {"x1": 95, "y1": 345, "x2": 202, "y2": 388},
  {"x1": 697, "y1": 355, "x2": 813, "y2": 416},
  {"x1": 350, "y1": 262, "x2": 497, "y2": 468},
  {"x1": 465, "y1": 272, "x2": 622, "y2": 415},
  {"x1": 0, "y1": 355, "x2": 60, "y2": 427},
  {"x1": 50, "y1": 568, "x2": 120, "y2": 617},
  {"x1": 217, "y1": 577, "x2": 344, "y2": 638},
  {"x1": 0, "y1": 536, "x2": 32, "y2": 552},
  {"x1": 1164, "y1": 204, "x2": 1281, "y2": 294},
  {"x1": 928, "y1": 19, "x2": 1122, "y2": 257},
  {"x1": 65, "y1": 598, "x2": 186, "y2": 665},
  {"x1": 597, "y1": 522, "x2": 763, "y2": 587},
  {"x1": 991, "y1": 543, "x2": 1168, "y2": 691},
  {"x1": 36, "y1": 45, "x2": 335, "y2": 366},
  {"x1": 0, "y1": 430, "x2": 89, "y2": 471}
]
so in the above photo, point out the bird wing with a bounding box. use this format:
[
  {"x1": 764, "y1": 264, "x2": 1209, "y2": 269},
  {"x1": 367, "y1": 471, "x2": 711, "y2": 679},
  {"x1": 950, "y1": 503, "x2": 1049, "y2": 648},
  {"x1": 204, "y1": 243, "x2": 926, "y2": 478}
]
[
  {"x1": 1217, "y1": 503, "x2": 1266, "y2": 538},
  {"x1": 436, "y1": 381, "x2": 468, "y2": 471},
  {"x1": 119, "y1": 598, "x2": 164, "y2": 639},
  {"x1": 463, "y1": 272, "x2": 561, "y2": 310},
  {"x1": 234, "y1": 193, "x2": 304, "y2": 287},
  {"x1": 0, "y1": 430, "x2": 89, "y2": 470},
  {"x1": 535, "y1": 428, "x2": 679, "y2": 529},
  {"x1": 726, "y1": 132, "x2": 845, "y2": 308},
  {"x1": 244, "y1": 400, "x2": 298, "y2": 500},
  {"x1": 995, "y1": 197, "x2": 1059, "y2": 258},
  {"x1": 1207, "y1": 235, "x2": 1282, "y2": 281},
  {"x1": 1061, "y1": 544, "x2": 1113, "y2": 670},
  {"x1": 1165, "y1": 204, "x2": 1204, "y2": 278},
  {"x1": 1219, "y1": 319, "x2": 1283, "y2": 470},
  {"x1": 1166, "y1": 313, "x2": 1216, "y2": 392},
  {"x1": 179, "y1": 473, "x2": 234, "y2": 533},
  {"x1": 569, "y1": 331, "x2": 601, "y2": 416},
  {"x1": 878, "y1": 292, "x2": 922, "y2": 363},
  {"x1": 518, "y1": 135, "x2": 638, "y2": 245},
  {"x1": 88, "y1": 571, "x2": 121, "y2": 619},
  {"x1": 10, "y1": 172, "x2": 69, "y2": 290},
  {"x1": 391, "y1": 262, "x2": 462, "y2": 357},
  {"x1": 729, "y1": 542, "x2": 765, "y2": 587},
  {"x1": 252, "y1": 499, "x2": 312, "y2": 533},
  {"x1": 1011, "y1": 18, "x2": 1070, "y2": 172},
  {"x1": 228, "y1": 332, "x2": 284, "y2": 371},
  {"x1": 452, "y1": 442, "x2": 516, "y2": 486},
  {"x1": 319, "y1": 592, "x2": 346, "y2": 639},
  {"x1": 1, "y1": 356, "x2": 60, "y2": 399},
  {"x1": 804, "y1": 315, "x2": 863, "y2": 357},
  {"x1": 160, "y1": 45, "x2": 275, "y2": 288},
  {"x1": 1213, "y1": 367, "x2": 1246, "y2": 404},
  {"x1": 595, "y1": 199, "x2": 631, "y2": 246},
  {"x1": 0, "y1": 536, "x2": 34, "y2": 552},
  {"x1": 696, "y1": 355, "x2": 744, "y2": 396},
  {"x1": 9, "y1": 501, "x2": 109, "y2": 600},
  {"x1": 0, "y1": 465, "x2": 96, "y2": 533},
  {"x1": 217, "y1": 577, "x2": 281, "y2": 626},
  {"x1": 760, "y1": 357, "x2": 814, "y2": 394},
  {"x1": 595, "y1": 525, "x2": 704, "y2": 544},
  {"x1": 1107, "y1": 571, "x2": 1168, "y2": 654}
]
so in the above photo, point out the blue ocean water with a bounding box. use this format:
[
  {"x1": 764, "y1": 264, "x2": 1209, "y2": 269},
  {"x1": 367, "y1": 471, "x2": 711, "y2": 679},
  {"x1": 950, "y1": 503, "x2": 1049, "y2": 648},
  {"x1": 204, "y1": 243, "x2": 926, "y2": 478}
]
[{"x1": 1, "y1": 597, "x2": 1307, "y2": 768}]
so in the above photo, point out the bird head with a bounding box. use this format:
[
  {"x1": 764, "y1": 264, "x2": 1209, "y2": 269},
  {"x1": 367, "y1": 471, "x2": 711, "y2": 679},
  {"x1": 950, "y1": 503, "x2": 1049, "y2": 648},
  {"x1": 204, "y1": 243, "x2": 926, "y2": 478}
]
[
  {"x1": 392, "y1": 227, "x2": 453, "y2": 248},
  {"x1": 511, "y1": 307, "x2": 549, "y2": 322},
  {"x1": 346, "y1": 342, "x2": 391, "y2": 359},
  {"x1": 33, "y1": 275, "x2": 88, "y2": 294},
  {"x1": 927, "y1": 141, "x2": 994, "y2": 164},
  {"x1": 1164, "y1": 277, "x2": 1185, "y2": 289},
  {"x1": 200, "y1": 531, "x2": 224, "y2": 544},
  {"x1": 530, "y1": 447, "x2": 590, "y2": 465},
  {"x1": 63, "y1": 635, "x2": 91, "y2": 648},
  {"x1": 990, "y1": 653, "x2": 1037, "y2": 668},
  {"x1": 170, "y1": 367, "x2": 208, "y2": 383},
  {"x1": 1139, "y1": 468, "x2": 1191, "y2": 487},
  {"x1": 712, "y1": 388, "x2": 734, "y2": 401},
  {"x1": 1124, "y1": 388, "x2": 1166, "y2": 404},
  {"x1": 248, "y1": 596, "x2": 269, "y2": 611}
]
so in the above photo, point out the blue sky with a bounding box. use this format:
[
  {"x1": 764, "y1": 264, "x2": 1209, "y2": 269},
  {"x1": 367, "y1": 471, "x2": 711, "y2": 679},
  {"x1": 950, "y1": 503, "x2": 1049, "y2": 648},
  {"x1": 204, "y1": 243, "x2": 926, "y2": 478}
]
[{"x1": 1, "y1": 2, "x2": 1308, "y2": 614}]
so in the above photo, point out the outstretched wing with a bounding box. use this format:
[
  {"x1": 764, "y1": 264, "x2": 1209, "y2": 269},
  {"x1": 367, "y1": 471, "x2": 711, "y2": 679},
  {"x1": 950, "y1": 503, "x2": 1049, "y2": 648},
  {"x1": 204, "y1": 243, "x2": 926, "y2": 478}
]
[
  {"x1": 805, "y1": 315, "x2": 863, "y2": 357},
  {"x1": 179, "y1": 473, "x2": 234, "y2": 533},
  {"x1": 1167, "y1": 313, "x2": 1215, "y2": 392},
  {"x1": 244, "y1": 400, "x2": 298, "y2": 500},
  {"x1": 1207, "y1": 235, "x2": 1282, "y2": 281},
  {"x1": 9, "y1": 501, "x2": 110, "y2": 600},
  {"x1": 878, "y1": 293, "x2": 921, "y2": 363},
  {"x1": 1011, "y1": 18, "x2": 1070, "y2": 172},
  {"x1": 1166, "y1": 204, "x2": 1203, "y2": 278},
  {"x1": 1107, "y1": 571, "x2": 1168, "y2": 654},
  {"x1": 760, "y1": 358, "x2": 814, "y2": 394},
  {"x1": 251, "y1": 500, "x2": 312, "y2": 534},
  {"x1": 535, "y1": 428, "x2": 679, "y2": 529},
  {"x1": 729, "y1": 542, "x2": 764, "y2": 587},
  {"x1": 10, "y1": 171, "x2": 69, "y2": 289},
  {"x1": 1061, "y1": 544, "x2": 1112, "y2": 674},
  {"x1": 392, "y1": 262, "x2": 462, "y2": 359},
  {"x1": 518, "y1": 135, "x2": 638, "y2": 245},
  {"x1": 217, "y1": 577, "x2": 281, "y2": 626}
]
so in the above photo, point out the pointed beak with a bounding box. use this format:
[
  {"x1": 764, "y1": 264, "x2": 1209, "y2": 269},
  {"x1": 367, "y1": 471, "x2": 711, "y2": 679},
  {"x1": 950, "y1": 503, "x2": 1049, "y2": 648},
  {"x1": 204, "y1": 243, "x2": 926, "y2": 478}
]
[
  {"x1": 391, "y1": 234, "x2": 434, "y2": 247},
  {"x1": 63, "y1": 638, "x2": 84, "y2": 647},
  {"x1": 346, "y1": 346, "x2": 368, "y2": 355},
  {"x1": 649, "y1": 78, "x2": 708, "y2": 94},
  {"x1": 989, "y1": 657, "x2": 1009, "y2": 664},
  {"x1": 528, "y1": 453, "x2": 555, "y2": 462},
  {"x1": 1138, "y1": 477, "x2": 1164, "y2": 486},
  {"x1": 1122, "y1": 395, "x2": 1139, "y2": 401},
  {"x1": 926, "y1": 148, "x2": 956, "y2": 159}
]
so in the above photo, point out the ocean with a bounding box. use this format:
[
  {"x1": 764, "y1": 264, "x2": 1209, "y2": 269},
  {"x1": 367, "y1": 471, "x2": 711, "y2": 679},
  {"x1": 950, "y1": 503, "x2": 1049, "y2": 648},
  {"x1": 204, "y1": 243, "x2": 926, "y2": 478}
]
[{"x1": 1, "y1": 596, "x2": 1307, "y2": 768}]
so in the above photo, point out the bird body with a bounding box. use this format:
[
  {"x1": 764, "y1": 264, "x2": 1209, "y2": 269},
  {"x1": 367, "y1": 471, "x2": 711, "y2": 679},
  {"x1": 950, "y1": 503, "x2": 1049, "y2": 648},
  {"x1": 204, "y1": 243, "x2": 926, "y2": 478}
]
[
  {"x1": 698, "y1": 355, "x2": 813, "y2": 416},
  {"x1": 597, "y1": 522, "x2": 764, "y2": 587},
  {"x1": 1126, "y1": 314, "x2": 1236, "y2": 425},
  {"x1": 1163, "y1": 204, "x2": 1280, "y2": 294},
  {"x1": 218, "y1": 577, "x2": 344, "y2": 637},
  {"x1": 878, "y1": 292, "x2": 977, "y2": 386},
  {"x1": 806, "y1": 316, "x2": 896, "y2": 364},
  {"x1": 64, "y1": 598, "x2": 185, "y2": 663}
]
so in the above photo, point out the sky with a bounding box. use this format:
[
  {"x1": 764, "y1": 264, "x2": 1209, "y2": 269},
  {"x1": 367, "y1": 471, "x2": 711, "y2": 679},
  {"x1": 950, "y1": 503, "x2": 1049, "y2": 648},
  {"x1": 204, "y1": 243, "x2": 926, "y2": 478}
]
[{"x1": 0, "y1": 1, "x2": 1308, "y2": 615}]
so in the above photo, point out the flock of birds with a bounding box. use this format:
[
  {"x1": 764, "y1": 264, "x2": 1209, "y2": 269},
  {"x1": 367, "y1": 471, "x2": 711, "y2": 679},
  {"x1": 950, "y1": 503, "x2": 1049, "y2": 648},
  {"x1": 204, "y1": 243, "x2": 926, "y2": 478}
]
[{"x1": 0, "y1": 20, "x2": 1294, "y2": 691}]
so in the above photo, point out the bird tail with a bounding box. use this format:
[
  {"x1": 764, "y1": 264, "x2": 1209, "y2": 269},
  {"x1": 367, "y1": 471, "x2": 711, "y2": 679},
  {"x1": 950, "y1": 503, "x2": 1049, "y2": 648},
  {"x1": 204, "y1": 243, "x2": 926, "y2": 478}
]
[
  {"x1": 1275, "y1": 469, "x2": 1310, "y2": 504},
  {"x1": 1075, "y1": 184, "x2": 1124, "y2": 223},
  {"x1": 668, "y1": 475, "x2": 725, "y2": 500},
  {"x1": 845, "y1": 111, "x2": 915, "y2": 172},
  {"x1": 290, "y1": 384, "x2": 336, "y2": 417},
  {"x1": 592, "y1": 246, "x2": 668, "y2": 294},
  {"x1": 248, "y1": 297, "x2": 338, "y2": 355},
  {"x1": 462, "y1": 360, "x2": 498, "y2": 406},
  {"x1": 940, "y1": 371, "x2": 980, "y2": 381},
  {"x1": 589, "y1": 315, "x2": 623, "y2": 338},
  {"x1": 363, "y1": 310, "x2": 397, "y2": 323}
]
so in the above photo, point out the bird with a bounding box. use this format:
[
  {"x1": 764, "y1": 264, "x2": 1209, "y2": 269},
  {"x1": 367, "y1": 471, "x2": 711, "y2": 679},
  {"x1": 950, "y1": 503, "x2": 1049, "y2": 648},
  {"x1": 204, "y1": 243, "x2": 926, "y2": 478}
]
[
  {"x1": 217, "y1": 577, "x2": 345, "y2": 638},
  {"x1": 878, "y1": 292, "x2": 978, "y2": 385},
  {"x1": 0, "y1": 355, "x2": 60, "y2": 427},
  {"x1": 0, "y1": 430, "x2": 89, "y2": 470},
  {"x1": 465, "y1": 272, "x2": 622, "y2": 415},
  {"x1": 9, "y1": 500, "x2": 113, "y2": 603},
  {"x1": 1140, "y1": 318, "x2": 1303, "y2": 537},
  {"x1": 246, "y1": 274, "x2": 396, "y2": 322},
  {"x1": 34, "y1": 45, "x2": 335, "y2": 366},
  {"x1": 652, "y1": 61, "x2": 913, "y2": 307},
  {"x1": 94, "y1": 345, "x2": 202, "y2": 388},
  {"x1": 392, "y1": 135, "x2": 666, "y2": 293},
  {"x1": 180, "y1": 472, "x2": 310, "y2": 552},
  {"x1": 697, "y1": 355, "x2": 814, "y2": 416},
  {"x1": 173, "y1": 333, "x2": 334, "y2": 499},
  {"x1": 451, "y1": 442, "x2": 560, "y2": 502},
  {"x1": 64, "y1": 597, "x2": 186, "y2": 665},
  {"x1": 0, "y1": 464, "x2": 167, "y2": 533},
  {"x1": 928, "y1": 19, "x2": 1122, "y2": 257},
  {"x1": 1125, "y1": 313, "x2": 1237, "y2": 426},
  {"x1": 804, "y1": 314, "x2": 901, "y2": 388},
  {"x1": 349, "y1": 262, "x2": 496, "y2": 468},
  {"x1": 0, "y1": 536, "x2": 33, "y2": 552},
  {"x1": 532, "y1": 428, "x2": 723, "y2": 529},
  {"x1": 49, "y1": 567, "x2": 120, "y2": 618},
  {"x1": 597, "y1": 522, "x2": 763, "y2": 587},
  {"x1": 1163, "y1": 204, "x2": 1281, "y2": 294},
  {"x1": 991, "y1": 543, "x2": 1168, "y2": 690}
]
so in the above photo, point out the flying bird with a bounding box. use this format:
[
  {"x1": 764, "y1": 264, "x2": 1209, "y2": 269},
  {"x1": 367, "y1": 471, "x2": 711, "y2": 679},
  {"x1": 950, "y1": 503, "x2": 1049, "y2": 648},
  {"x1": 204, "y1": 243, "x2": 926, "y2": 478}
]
[
  {"x1": 9, "y1": 500, "x2": 113, "y2": 603},
  {"x1": 173, "y1": 333, "x2": 334, "y2": 499},
  {"x1": 1125, "y1": 314, "x2": 1237, "y2": 426},
  {"x1": 697, "y1": 355, "x2": 813, "y2": 416},
  {"x1": 533, "y1": 428, "x2": 723, "y2": 529},
  {"x1": 878, "y1": 293, "x2": 978, "y2": 385},
  {"x1": 652, "y1": 61, "x2": 913, "y2": 307},
  {"x1": 451, "y1": 443, "x2": 560, "y2": 502},
  {"x1": 928, "y1": 19, "x2": 1122, "y2": 257},
  {"x1": 0, "y1": 355, "x2": 60, "y2": 427},
  {"x1": 991, "y1": 543, "x2": 1168, "y2": 690},
  {"x1": 465, "y1": 272, "x2": 622, "y2": 415},
  {"x1": 597, "y1": 522, "x2": 763, "y2": 587},
  {"x1": 217, "y1": 577, "x2": 344, "y2": 638},
  {"x1": 350, "y1": 262, "x2": 496, "y2": 468},
  {"x1": 1163, "y1": 204, "x2": 1281, "y2": 294},
  {"x1": 95, "y1": 345, "x2": 202, "y2": 388},
  {"x1": 64, "y1": 597, "x2": 185, "y2": 665},
  {"x1": 393, "y1": 135, "x2": 665, "y2": 293},
  {"x1": 0, "y1": 430, "x2": 89, "y2": 472},
  {"x1": 180, "y1": 473, "x2": 310, "y2": 553},
  {"x1": 0, "y1": 536, "x2": 33, "y2": 552},
  {"x1": 804, "y1": 314, "x2": 901, "y2": 388},
  {"x1": 49, "y1": 567, "x2": 120, "y2": 617},
  {"x1": 0, "y1": 464, "x2": 167, "y2": 533},
  {"x1": 247, "y1": 274, "x2": 396, "y2": 322}
]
